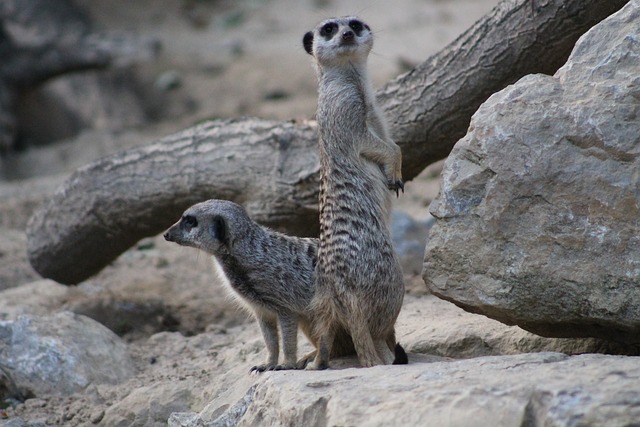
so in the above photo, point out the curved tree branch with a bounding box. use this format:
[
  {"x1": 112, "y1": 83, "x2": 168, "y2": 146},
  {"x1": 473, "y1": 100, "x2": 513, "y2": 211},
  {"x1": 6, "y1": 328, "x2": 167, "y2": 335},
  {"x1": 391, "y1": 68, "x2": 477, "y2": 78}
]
[
  {"x1": 381, "y1": 0, "x2": 630, "y2": 179},
  {"x1": 27, "y1": 119, "x2": 320, "y2": 284}
]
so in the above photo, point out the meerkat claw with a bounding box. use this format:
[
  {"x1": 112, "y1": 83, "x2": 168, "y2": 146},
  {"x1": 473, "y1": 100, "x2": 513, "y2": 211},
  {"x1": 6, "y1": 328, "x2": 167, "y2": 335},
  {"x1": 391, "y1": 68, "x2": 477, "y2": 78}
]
[
  {"x1": 249, "y1": 364, "x2": 271, "y2": 374},
  {"x1": 388, "y1": 179, "x2": 404, "y2": 197}
]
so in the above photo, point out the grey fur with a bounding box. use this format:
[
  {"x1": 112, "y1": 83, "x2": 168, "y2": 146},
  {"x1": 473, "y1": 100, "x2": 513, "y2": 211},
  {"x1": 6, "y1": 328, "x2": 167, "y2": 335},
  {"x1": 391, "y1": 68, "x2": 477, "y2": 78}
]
[
  {"x1": 304, "y1": 16, "x2": 405, "y2": 369},
  {"x1": 164, "y1": 199, "x2": 354, "y2": 372}
]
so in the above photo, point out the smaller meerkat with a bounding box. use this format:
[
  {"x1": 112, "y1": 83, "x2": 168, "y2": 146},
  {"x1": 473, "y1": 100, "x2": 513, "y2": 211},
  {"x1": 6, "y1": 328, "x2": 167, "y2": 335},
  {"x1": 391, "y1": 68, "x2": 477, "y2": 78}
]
[
  {"x1": 164, "y1": 200, "x2": 406, "y2": 372},
  {"x1": 303, "y1": 16, "x2": 406, "y2": 369}
]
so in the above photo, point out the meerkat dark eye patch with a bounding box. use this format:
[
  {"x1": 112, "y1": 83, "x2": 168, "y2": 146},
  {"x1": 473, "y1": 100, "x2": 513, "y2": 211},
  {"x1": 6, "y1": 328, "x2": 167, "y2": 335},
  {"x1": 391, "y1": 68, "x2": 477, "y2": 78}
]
[
  {"x1": 303, "y1": 31, "x2": 314, "y2": 55},
  {"x1": 349, "y1": 20, "x2": 364, "y2": 35},
  {"x1": 320, "y1": 22, "x2": 338, "y2": 39},
  {"x1": 211, "y1": 215, "x2": 227, "y2": 243},
  {"x1": 181, "y1": 215, "x2": 198, "y2": 230}
]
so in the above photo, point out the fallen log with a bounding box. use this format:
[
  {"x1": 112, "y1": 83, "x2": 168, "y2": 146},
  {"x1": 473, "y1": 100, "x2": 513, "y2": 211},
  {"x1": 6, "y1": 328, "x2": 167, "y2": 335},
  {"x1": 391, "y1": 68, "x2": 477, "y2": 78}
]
[
  {"x1": 27, "y1": 0, "x2": 629, "y2": 284},
  {"x1": 380, "y1": 0, "x2": 630, "y2": 178}
]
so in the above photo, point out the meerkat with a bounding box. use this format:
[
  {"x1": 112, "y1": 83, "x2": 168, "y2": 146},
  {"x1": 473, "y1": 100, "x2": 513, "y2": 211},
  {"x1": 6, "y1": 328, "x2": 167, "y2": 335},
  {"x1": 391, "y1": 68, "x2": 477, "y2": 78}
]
[
  {"x1": 303, "y1": 16, "x2": 406, "y2": 369},
  {"x1": 164, "y1": 200, "x2": 406, "y2": 372}
]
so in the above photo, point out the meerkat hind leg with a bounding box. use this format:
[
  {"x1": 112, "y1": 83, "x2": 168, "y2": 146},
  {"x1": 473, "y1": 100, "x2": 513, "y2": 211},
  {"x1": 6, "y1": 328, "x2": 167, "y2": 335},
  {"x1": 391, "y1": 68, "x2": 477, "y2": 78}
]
[
  {"x1": 385, "y1": 330, "x2": 397, "y2": 352},
  {"x1": 306, "y1": 331, "x2": 333, "y2": 370},
  {"x1": 375, "y1": 339, "x2": 395, "y2": 365},
  {"x1": 350, "y1": 321, "x2": 385, "y2": 367}
]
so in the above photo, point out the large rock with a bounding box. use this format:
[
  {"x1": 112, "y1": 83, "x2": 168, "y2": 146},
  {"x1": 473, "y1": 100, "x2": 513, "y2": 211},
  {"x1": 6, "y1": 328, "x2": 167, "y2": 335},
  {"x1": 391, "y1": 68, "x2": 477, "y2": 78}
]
[
  {"x1": 170, "y1": 352, "x2": 640, "y2": 427},
  {"x1": 423, "y1": 0, "x2": 640, "y2": 342},
  {"x1": 0, "y1": 311, "x2": 135, "y2": 397}
]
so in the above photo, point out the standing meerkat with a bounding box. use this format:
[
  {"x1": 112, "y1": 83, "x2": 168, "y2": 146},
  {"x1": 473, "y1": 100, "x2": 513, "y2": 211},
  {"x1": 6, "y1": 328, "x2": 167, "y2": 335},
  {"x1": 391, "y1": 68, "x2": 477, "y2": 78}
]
[
  {"x1": 303, "y1": 16, "x2": 406, "y2": 369},
  {"x1": 165, "y1": 200, "x2": 401, "y2": 372}
]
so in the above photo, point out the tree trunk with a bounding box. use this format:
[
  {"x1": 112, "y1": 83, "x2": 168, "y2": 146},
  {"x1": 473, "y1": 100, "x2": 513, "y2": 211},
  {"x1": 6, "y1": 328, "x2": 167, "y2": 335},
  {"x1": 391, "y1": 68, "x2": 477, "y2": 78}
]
[
  {"x1": 26, "y1": 0, "x2": 630, "y2": 285},
  {"x1": 27, "y1": 119, "x2": 321, "y2": 284}
]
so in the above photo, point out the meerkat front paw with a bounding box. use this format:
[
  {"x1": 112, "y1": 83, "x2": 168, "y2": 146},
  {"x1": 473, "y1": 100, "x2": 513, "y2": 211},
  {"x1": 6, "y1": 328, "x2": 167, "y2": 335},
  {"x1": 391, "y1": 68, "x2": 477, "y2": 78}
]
[
  {"x1": 388, "y1": 179, "x2": 404, "y2": 197},
  {"x1": 249, "y1": 364, "x2": 270, "y2": 374}
]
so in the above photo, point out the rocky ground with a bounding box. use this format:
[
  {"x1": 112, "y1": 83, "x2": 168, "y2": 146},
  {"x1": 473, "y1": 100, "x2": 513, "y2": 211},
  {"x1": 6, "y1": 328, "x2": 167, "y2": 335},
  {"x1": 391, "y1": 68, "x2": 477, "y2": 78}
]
[{"x1": 2, "y1": 0, "x2": 640, "y2": 426}]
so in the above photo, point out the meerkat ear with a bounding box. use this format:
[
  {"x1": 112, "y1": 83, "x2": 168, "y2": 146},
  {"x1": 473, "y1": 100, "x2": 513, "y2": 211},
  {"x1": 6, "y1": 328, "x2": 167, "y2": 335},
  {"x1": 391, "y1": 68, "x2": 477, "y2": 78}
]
[
  {"x1": 210, "y1": 215, "x2": 227, "y2": 244},
  {"x1": 303, "y1": 31, "x2": 314, "y2": 55}
]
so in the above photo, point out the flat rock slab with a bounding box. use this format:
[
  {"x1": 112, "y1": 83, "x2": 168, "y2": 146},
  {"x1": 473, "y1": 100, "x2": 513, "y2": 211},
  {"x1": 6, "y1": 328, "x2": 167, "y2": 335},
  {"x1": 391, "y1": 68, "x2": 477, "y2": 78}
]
[
  {"x1": 171, "y1": 352, "x2": 640, "y2": 427},
  {"x1": 424, "y1": 0, "x2": 640, "y2": 342}
]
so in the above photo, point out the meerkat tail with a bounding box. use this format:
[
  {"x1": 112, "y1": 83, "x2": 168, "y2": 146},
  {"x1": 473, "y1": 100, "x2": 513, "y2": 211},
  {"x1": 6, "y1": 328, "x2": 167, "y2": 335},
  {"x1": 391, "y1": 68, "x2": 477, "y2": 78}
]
[{"x1": 392, "y1": 343, "x2": 408, "y2": 365}]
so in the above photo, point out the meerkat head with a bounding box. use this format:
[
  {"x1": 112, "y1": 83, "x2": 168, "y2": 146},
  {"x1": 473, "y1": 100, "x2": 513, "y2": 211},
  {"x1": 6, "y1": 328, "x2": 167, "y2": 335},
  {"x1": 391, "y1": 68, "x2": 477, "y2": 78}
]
[
  {"x1": 303, "y1": 16, "x2": 373, "y2": 67},
  {"x1": 164, "y1": 200, "x2": 249, "y2": 256}
]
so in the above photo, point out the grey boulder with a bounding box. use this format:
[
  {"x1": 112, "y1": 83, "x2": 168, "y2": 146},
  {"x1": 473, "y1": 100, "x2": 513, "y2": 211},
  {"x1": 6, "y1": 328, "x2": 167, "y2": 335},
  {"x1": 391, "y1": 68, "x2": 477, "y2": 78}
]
[
  {"x1": 0, "y1": 311, "x2": 135, "y2": 397},
  {"x1": 423, "y1": 1, "x2": 640, "y2": 342}
]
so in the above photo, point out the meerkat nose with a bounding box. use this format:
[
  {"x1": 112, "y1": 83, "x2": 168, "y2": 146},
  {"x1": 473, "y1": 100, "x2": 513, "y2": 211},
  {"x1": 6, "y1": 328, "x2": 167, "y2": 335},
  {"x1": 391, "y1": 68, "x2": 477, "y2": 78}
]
[
  {"x1": 342, "y1": 30, "x2": 354, "y2": 41},
  {"x1": 163, "y1": 231, "x2": 172, "y2": 241}
]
